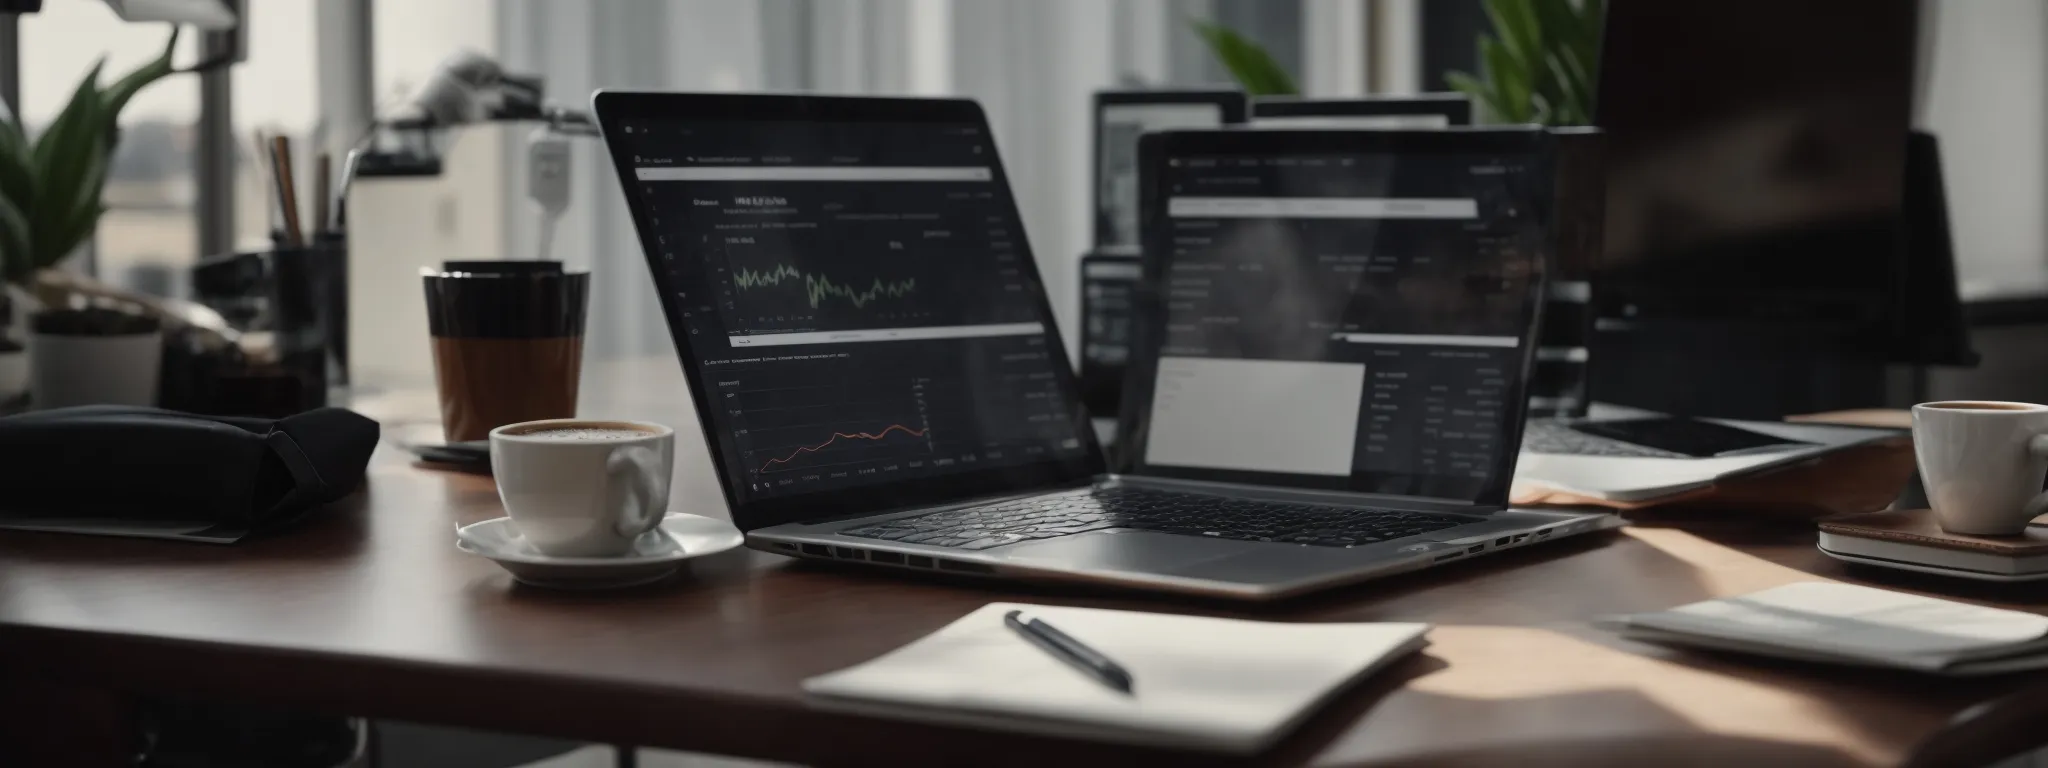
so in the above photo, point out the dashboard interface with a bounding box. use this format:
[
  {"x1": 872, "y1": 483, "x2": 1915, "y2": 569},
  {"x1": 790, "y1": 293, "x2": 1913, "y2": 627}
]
[
  {"x1": 1131, "y1": 137, "x2": 1548, "y2": 503},
  {"x1": 610, "y1": 117, "x2": 1094, "y2": 506}
]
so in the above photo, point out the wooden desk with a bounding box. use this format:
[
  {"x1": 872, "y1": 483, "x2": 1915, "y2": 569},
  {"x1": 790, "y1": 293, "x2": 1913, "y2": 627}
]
[{"x1": 2, "y1": 359, "x2": 2045, "y2": 767}]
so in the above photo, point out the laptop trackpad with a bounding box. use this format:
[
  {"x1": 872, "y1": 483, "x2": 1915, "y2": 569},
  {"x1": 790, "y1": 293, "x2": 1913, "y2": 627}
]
[{"x1": 997, "y1": 530, "x2": 1245, "y2": 573}]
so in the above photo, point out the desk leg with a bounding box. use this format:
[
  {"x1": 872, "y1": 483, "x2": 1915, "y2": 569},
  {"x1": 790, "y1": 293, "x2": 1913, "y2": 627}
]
[{"x1": 0, "y1": 679, "x2": 137, "y2": 767}]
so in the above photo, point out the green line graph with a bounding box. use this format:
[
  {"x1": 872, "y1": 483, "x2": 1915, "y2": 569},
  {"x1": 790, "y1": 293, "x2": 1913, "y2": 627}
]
[{"x1": 732, "y1": 264, "x2": 917, "y2": 309}]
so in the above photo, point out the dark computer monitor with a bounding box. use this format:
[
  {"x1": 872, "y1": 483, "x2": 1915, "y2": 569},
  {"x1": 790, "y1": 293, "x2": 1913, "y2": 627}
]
[
  {"x1": 1592, "y1": 0, "x2": 1919, "y2": 354},
  {"x1": 1585, "y1": 0, "x2": 1959, "y2": 417},
  {"x1": 1093, "y1": 91, "x2": 1249, "y2": 253}
]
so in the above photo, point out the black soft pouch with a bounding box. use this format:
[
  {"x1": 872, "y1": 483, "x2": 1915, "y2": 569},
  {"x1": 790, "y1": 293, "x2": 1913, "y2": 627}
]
[{"x1": 0, "y1": 406, "x2": 379, "y2": 542}]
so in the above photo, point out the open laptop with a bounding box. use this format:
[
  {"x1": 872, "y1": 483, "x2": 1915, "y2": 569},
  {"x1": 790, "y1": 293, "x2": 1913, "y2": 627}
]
[
  {"x1": 593, "y1": 92, "x2": 1618, "y2": 600},
  {"x1": 1516, "y1": 409, "x2": 1899, "y2": 502}
]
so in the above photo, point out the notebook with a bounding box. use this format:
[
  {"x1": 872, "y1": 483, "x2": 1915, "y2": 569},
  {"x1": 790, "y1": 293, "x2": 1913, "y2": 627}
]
[
  {"x1": 1600, "y1": 581, "x2": 2048, "y2": 675},
  {"x1": 1818, "y1": 508, "x2": 2048, "y2": 578},
  {"x1": 803, "y1": 603, "x2": 1430, "y2": 754}
]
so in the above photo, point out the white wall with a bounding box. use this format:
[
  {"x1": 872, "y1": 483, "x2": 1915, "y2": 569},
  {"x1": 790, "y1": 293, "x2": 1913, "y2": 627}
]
[{"x1": 1923, "y1": 0, "x2": 2048, "y2": 295}]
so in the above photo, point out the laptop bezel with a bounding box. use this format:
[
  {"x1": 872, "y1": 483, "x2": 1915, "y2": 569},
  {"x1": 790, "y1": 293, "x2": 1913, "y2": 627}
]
[
  {"x1": 1116, "y1": 127, "x2": 1553, "y2": 509},
  {"x1": 591, "y1": 91, "x2": 1108, "y2": 532}
]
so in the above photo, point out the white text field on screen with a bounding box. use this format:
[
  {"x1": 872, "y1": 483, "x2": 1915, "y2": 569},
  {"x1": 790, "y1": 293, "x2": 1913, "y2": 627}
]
[
  {"x1": 636, "y1": 167, "x2": 993, "y2": 182},
  {"x1": 1168, "y1": 197, "x2": 1478, "y2": 219}
]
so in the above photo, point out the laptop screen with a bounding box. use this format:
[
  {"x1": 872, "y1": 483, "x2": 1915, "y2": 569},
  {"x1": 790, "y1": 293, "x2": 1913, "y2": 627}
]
[
  {"x1": 1123, "y1": 130, "x2": 1550, "y2": 505},
  {"x1": 602, "y1": 103, "x2": 1100, "y2": 526}
]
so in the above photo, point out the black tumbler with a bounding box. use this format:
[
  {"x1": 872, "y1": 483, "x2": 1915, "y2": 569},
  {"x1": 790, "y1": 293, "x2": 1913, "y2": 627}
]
[{"x1": 422, "y1": 261, "x2": 590, "y2": 442}]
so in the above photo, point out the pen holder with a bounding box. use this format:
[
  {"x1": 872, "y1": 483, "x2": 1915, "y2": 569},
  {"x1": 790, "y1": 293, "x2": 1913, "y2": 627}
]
[
  {"x1": 190, "y1": 235, "x2": 349, "y2": 411},
  {"x1": 271, "y1": 235, "x2": 350, "y2": 396}
]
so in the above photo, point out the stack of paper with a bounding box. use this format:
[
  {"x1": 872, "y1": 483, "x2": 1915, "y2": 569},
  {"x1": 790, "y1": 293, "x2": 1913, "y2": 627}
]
[
  {"x1": 803, "y1": 602, "x2": 1430, "y2": 754},
  {"x1": 1602, "y1": 581, "x2": 2048, "y2": 675}
]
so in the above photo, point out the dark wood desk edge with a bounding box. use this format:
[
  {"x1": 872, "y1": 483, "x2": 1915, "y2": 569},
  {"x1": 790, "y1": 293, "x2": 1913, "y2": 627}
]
[
  {"x1": 12, "y1": 601, "x2": 2048, "y2": 768},
  {"x1": 0, "y1": 622, "x2": 1231, "y2": 768}
]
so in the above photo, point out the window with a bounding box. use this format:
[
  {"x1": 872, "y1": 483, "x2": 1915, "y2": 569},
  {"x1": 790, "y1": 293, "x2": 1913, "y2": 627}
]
[
  {"x1": 232, "y1": 0, "x2": 318, "y2": 252},
  {"x1": 374, "y1": 0, "x2": 496, "y2": 112},
  {"x1": 19, "y1": 0, "x2": 201, "y2": 294}
]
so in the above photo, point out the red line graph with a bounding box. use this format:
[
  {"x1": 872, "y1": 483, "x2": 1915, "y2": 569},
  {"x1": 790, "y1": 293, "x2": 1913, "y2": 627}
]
[{"x1": 757, "y1": 424, "x2": 928, "y2": 472}]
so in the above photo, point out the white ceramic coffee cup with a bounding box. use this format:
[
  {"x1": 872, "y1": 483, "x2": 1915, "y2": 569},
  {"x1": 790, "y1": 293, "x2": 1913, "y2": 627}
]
[
  {"x1": 489, "y1": 419, "x2": 675, "y2": 557},
  {"x1": 1913, "y1": 401, "x2": 2048, "y2": 536}
]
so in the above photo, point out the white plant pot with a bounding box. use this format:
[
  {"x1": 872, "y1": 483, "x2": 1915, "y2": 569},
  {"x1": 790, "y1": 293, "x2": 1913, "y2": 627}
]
[
  {"x1": 28, "y1": 330, "x2": 163, "y2": 409},
  {"x1": 0, "y1": 350, "x2": 26, "y2": 402}
]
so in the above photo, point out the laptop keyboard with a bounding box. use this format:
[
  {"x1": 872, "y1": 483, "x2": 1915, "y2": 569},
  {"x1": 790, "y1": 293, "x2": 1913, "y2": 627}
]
[
  {"x1": 839, "y1": 488, "x2": 1475, "y2": 551},
  {"x1": 1521, "y1": 421, "x2": 1687, "y2": 458}
]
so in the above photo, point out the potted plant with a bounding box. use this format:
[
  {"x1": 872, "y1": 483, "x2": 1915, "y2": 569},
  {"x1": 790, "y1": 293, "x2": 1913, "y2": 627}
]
[
  {"x1": 27, "y1": 304, "x2": 162, "y2": 408},
  {"x1": 0, "y1": 28, "x2": 197, "y2": 408},
  {"x1": 1192, "y1": 0, "x2": 1603, "y2": 125},
  {"x1": 1443, "y1": 0, "x2": 1603, "y2": 125}
]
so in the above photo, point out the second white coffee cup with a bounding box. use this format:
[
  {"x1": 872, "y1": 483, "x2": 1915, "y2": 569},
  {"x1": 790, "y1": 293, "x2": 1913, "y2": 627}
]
[
  {"x1": 490, "y1": 419, "x2": 676, "y2": 557},
  {"x1": 1913, "y1": 401, "x2": 2048, "y2": 536}
]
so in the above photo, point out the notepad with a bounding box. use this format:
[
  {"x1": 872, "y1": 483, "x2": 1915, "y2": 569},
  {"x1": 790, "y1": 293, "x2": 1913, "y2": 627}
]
[
  {"x1": 1601, "y1": 581, "x2": 2048, "y2": 675},
  {"x1": 803, "y1": 603, "x2": 1430, "y2": 754}
]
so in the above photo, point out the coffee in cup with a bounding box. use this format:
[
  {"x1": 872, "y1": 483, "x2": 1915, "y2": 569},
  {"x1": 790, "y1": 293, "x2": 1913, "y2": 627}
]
[
  {"x1": 425, "y1": 261, "x2": 590, "y2": 442},
  {"x1": 490, "y1": 419, "x2": 675, "y2": 557},
  {"x1": 1912, "y1": 401, "x2": 2048, "y2": 535}
]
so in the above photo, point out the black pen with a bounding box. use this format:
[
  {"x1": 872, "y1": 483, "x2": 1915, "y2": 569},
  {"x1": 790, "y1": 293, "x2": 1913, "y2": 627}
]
[{"x1": 1003, "y1": 609, "x2": 1135, "y2": 694}]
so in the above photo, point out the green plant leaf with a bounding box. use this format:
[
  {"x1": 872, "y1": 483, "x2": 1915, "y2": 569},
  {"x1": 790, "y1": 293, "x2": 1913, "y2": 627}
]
[
  {"x1": 1530, "y1": 92, "x2": 1556, "y2": 126},
  {"x1": 1480, "y1": 38, "x2": 1532, "y2": 123},
  {"x1": 1445, "y1": 70, "x2": 1505, "y2": 124},
  {"x1": 1451, "y1": 0, "x2": 1602, "y2": 125},
  {"x1": 0, "y1": 189, "x2": 29, "y2": 280},
  {"x1": 31, "y1": 145, "x2": 107, "y2": 272},
  {"x1": 1532, "y1": 0, "x2": 1588, "y2": 58},
  {"x1": 27, "y1": 61, "x2": 109, "y2": 274},
  {"x1": 1191, "y1": 21, "x2": 1299, "y2": 96},
  {"x1": 0, "y1": 116, "x2": 32, "y2": 220},
  {"x1": 43, "y1": 144, "x2": 107, "y2": 253},
  {"x1": 99, "y1": 26, "x2": 181, "y2": 132},
  {"x1": 1484, "y1": 0, "x2": 1544, "y2": 77},
  {"x1": 31, "y1": 60, "x2": 104, "y2": 180},
  {"x1": 1548, "y1": 47, "x2": 1592, "y2": 125}
]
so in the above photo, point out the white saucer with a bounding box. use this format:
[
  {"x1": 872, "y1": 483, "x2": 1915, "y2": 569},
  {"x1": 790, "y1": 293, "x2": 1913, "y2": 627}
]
[{"x1": 456, "y1": 513, "x2": 744, "y2": 589}]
